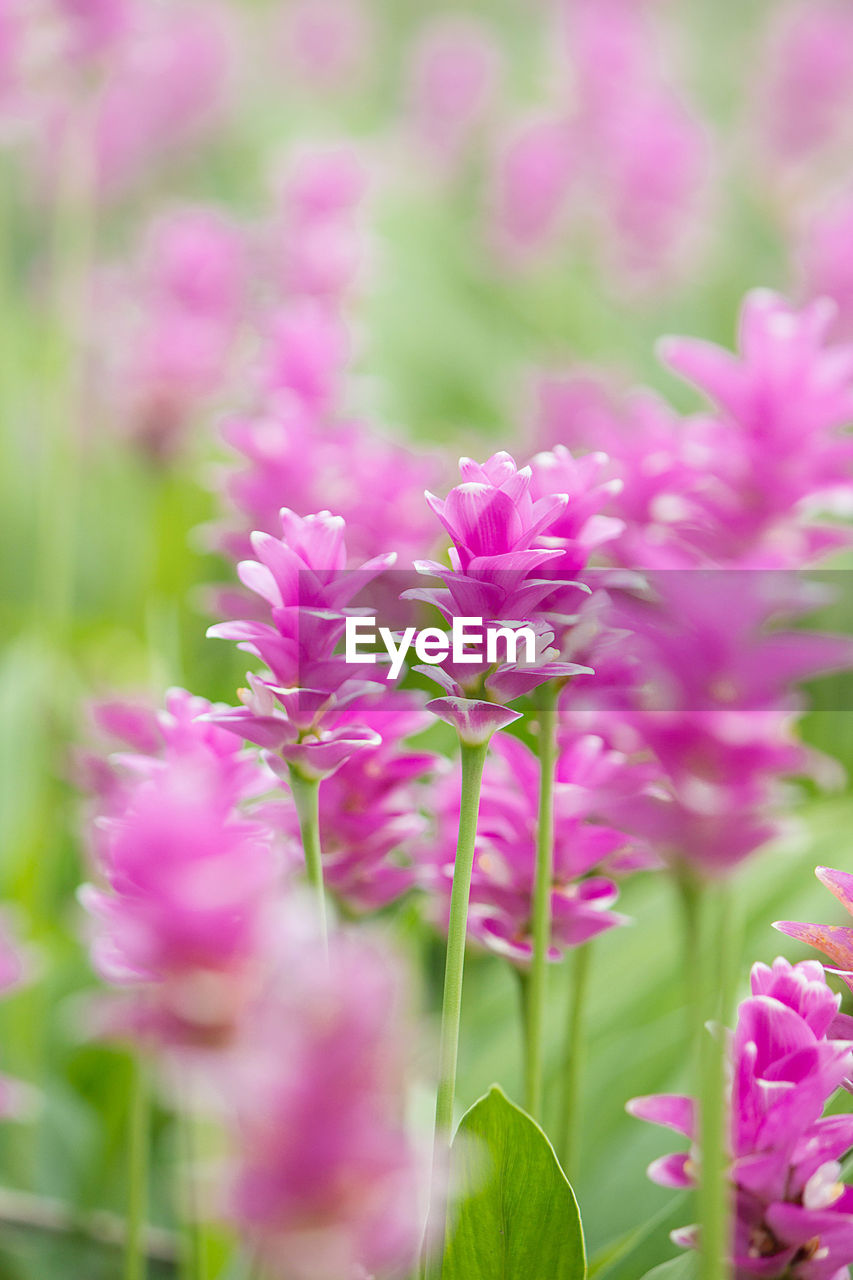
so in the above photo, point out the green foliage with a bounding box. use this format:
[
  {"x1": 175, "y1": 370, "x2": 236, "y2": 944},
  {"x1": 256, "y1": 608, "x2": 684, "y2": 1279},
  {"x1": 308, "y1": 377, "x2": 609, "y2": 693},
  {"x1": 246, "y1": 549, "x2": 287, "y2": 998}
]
[{"x1": 443, "y1": 1085, "x2": 585, "y2": 1280}]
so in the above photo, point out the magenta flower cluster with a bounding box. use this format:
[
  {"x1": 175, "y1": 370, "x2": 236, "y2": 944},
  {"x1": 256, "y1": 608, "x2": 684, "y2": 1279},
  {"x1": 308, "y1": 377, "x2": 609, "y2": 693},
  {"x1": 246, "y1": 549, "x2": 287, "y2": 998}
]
[
  {"x1": 6, "y1": 3, "x2": 853, "y2": 1278},
  {"x1": 630, "y1": 958, "x2": 853, "y2": 1278}
]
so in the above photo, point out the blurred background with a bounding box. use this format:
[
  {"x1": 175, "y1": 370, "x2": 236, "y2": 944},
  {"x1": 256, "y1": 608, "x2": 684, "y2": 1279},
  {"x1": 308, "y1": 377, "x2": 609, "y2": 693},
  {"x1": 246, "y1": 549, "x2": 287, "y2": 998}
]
[{"x1": 3, "y1": 0, "x2": 853, "y2": 1274}]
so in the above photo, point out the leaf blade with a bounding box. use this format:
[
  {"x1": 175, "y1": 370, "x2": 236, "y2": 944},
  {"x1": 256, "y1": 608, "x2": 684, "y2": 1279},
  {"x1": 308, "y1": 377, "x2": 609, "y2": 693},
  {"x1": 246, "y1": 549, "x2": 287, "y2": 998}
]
[{"x1": 443, "y1": 1085, "x2": 586, "y2": 1280}]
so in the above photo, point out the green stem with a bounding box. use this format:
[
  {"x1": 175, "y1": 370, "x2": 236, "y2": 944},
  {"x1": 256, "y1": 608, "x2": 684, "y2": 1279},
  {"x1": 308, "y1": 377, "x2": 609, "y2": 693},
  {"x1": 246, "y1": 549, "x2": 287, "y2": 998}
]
[
  {"x1": 124, "y1": 1058, "x2": 150, "y2": 1280},
  {"x1": 425, "y1": 737, "x2": 489, "y2": 1279},
  {"x1": 558, "y1": 940, "x2": 592, "y2": 1181},
  {"x1": 288, "y1": 769, "x2": 327, "y2": 942},
  {"x1": 434, "y1": 739, "x2": 489, "y2": 1132},
  {"x1": 679, "y1": 876, "x2": 733, "y2": 1280},
  {"x1": 525, "y1": 681, "x2": 559, "y2": 1120},
  {"x1": 179, "y1": 1111, "x2": 207, "y2": 1280}
]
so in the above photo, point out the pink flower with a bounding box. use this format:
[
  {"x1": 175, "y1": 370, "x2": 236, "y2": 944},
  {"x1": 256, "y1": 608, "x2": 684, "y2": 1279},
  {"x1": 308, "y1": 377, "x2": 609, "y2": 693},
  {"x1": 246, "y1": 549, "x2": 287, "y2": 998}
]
[
  {"x1": 75, "y1": 687, "x2": 269, "y2": 824},
  {"x1": 798, "y1": 191, "x2": 853, "y2": 342},
  {"x1": 276, "y1": 0, "x2": 373, "y2": 93},
  {"x1": 527, "y1": 444, "x2": 624, "y2": 578},
  {"x1": 421, "y1": 732, "x2": 649, "y2": 963},
  {"x1": 531, "y1": 371, "x2": 721, "y2": 569},
  {"x1": 603, "y1": 570, "x2": 853, "y2": 877},
  {"x1": 54, "y1": 0, "x2": 132, "y2": 64},
  {"x1": 266, "y1": 144, "x2": 367, "y2": 305},
  {"x1": 214, "y1": 406, "x2": 442, "y2": 573},
  {"x1": 425, "y1": 697, "x2": 522, "y2": 747},
  {"x1": 46, "y1": 0, "x2": 235, "y2": 198},
  {"x1": 589, "y1": 86, "x2": 710, "y2": 282},
  {"x1": 408, "y1": 449, "x2": 616, "y2": 728},
  {"x1": 408, "y1": 15, "x2": 502, "y2": 171},
  {"x1": 491, "y1": 115, "x2": 576, "y2": 259},
  {"x1": 210, "y1": 509, "x2": 394, "y2": 690},
  {"x1": 142, "y1": 206, "x2": 246, "y2": 319},
  {"x1": 97, "y1": 204, "x2": 246, "y2": 459},
  {"x1": 536, "y1": 293, "x2": 853, "y2": 572},
  {"x1": 560, "y1": 0, "x2": 711, "y2": 284},
  {"x1": 261, "y1": 303, "x2": 350, "y2": 416},
  {"x1": 77, "y1": 687, "x2": 285, "y2": 1051},
  {"x1": 659, "y1": 290, "x2": 853, "y2": 565},
  {"x1": 224, "y1": 918, "x2": 422, "y2": 1280},
  {"x1": 209, "y1": 509, "x2": 398, "y2": 779},
  {"x1": 755, "y1": 1, "x2": 853, "y2": 166},
  {"x1": 629, "y1": 958, "x2": 853, "y2": 1278},
  {"x1": 80, "y1": 748, "x2": 280, "y2": 1049},
  {"x1": 424, "y1": 452, "x2": 569, "y2": 568}
]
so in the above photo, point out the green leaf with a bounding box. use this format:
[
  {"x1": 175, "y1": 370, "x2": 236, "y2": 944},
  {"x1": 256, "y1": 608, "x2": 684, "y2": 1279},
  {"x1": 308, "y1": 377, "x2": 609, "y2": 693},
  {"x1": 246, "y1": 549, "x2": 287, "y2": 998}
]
[
  {"x1": 442, "y1": 1085, "x2": 586, "y2": 1280},
  {"x1": 641, "y1": 1255, "x2": 699, "y2": 1279}
]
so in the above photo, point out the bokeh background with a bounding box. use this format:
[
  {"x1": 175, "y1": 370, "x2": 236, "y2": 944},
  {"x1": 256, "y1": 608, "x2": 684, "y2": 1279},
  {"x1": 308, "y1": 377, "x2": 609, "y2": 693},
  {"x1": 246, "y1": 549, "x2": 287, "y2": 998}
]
[{"x1": 3, "y1": 0, "x2": 853, "y2": 1274}]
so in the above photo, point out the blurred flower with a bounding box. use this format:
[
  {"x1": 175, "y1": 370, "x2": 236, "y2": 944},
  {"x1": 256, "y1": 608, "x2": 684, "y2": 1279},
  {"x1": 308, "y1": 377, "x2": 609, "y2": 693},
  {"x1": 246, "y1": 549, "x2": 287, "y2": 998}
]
[
  {"x1": 75, "y1": 687, "x2": 271, "y2": 835},
  {"x1": 224, "y1": 916, "x2": 423, "y2": 1280},
  {"x1": 79, "y1": 738, "x2": 280, "y2": 1049},
  {"x1": 97, "y1": 204, "x2": 247, "y2": 459},
  {"x1": 266, "y1": 144, "x2": 368, "y2": 305},
  {"x1": 598, "y1": 92, "x2": 709, "y2": 283},
  {"x1": 491, "y1": 115, "x2": 576, "y2": 260},
  {"x1": 421, "y1": 732, "x2": 651, "y2": 963},
  {"x1": 530, "y1": 371, "x2": 721, "y2": 569},
  {"x1": 524, "y1": 291, "x2": 853, "y2": 879},
  {"x1": 55, "y1": 0, "x2": 132, "y2": 65},
  {"x1": 755, "y1": 0, "x2": 853, "y2": 168},
  {"x1": 44, "y1": 0, "x2": 235, "y2": 198},
  {"x1": 488, "y1": 0, "x2": 710, "y2": 284},
  {"x1": 533, "y1": 291, "x2": 853, "y2": 571},
  {"x1": 260, "y1": 302, "x2": 349, "y2": 417},
  {"x1": 214, "y1": 405, "x2": 442, "y2": 573},
  {"x1": 408, "y1": 15, "x2": 502, "y2": 172},
  {"x1": 658, "y1": 289, "x2": 853, "y2": 566},
  {"x1": 275, "y1": 0, "x2": 373, "y2": 94},
  {"x1": 604, "y1": 570, "x2": 853, "y2": 877},
  {"x1": 798, "y1": 191, "x2": 853, "y2": 342},
  {"x1": 629, "y1": 957, "x2": 853, "y2": 1277}
]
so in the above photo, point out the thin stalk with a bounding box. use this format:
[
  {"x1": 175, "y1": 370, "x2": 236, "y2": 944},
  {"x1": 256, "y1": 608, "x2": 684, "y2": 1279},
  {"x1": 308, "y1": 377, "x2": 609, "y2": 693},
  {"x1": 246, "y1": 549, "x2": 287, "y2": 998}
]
[
  {"x1": 424, "y1": 737, "x2": 489, "y2": 1279},
  {"x1": 679, "y1": 876, "x2": 732, "y2": 1280},
  {"x1": 433, "y1": 739, "x2": 490, "y2": 1134},
  {"x1": 179, "y1": 1110, "x2": 207, "y2": 1280},
  {"x1": 287, "y1": 769, "x2": 327, "y2": 943},
  {"x1": 525, "y1": 681, "x2": 559, "y2": 1120},
  {"x1": 125, "y1": 1058, "x2": 150, "y2": 1280},
  {"x1": 558, "y1": 940, "x2": 592, "y2": 1181}
]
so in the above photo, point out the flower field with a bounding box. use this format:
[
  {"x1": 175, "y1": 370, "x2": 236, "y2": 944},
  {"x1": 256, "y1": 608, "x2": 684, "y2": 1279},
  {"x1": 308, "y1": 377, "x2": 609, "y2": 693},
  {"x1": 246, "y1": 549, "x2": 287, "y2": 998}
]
[{"x1": 4, "y1": 2, "x2": 853, "y2": 1278}]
